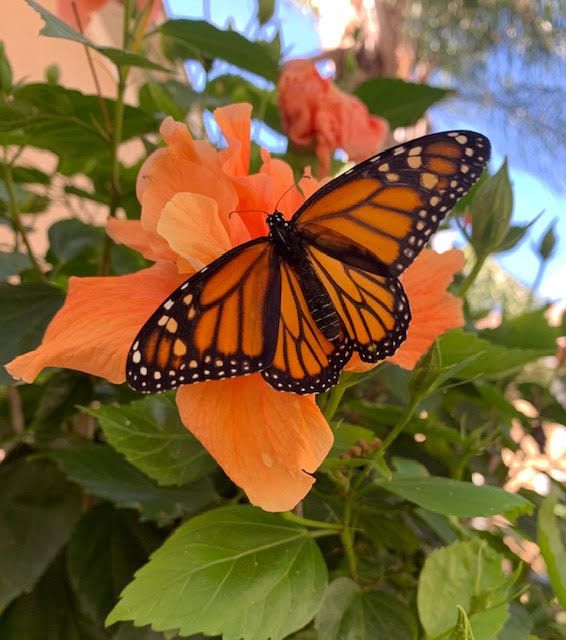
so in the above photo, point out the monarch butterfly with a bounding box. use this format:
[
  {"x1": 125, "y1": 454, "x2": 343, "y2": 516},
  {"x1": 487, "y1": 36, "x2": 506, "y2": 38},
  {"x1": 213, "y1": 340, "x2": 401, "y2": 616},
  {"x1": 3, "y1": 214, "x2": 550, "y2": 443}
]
[{"x1": 127, "y1": 130, "x2": 490, "y2": 395}]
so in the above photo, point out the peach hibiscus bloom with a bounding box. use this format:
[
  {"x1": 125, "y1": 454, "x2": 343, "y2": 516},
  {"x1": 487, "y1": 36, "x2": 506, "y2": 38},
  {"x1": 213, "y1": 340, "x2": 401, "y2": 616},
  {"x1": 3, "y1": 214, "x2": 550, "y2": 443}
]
[
  {"x1": 6, "y1": 103, "x2": 463, "y2": 512},
  {"x1": 57, "y1": 0, "x2": 162, "y2": 29},
  {"x1": 278, "y1": 60, "x2": 389, "y2": 177}
]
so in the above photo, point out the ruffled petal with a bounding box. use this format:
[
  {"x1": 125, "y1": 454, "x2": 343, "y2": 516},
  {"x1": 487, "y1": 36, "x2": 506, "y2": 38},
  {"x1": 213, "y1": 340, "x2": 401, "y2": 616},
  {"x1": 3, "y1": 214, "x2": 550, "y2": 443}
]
[
  {"x1": 157, "y1": 193, "x2": 232, "y2": 272},
  {"x1": 106, "y1": 218, "x2": 160, "y2": 261},
  {"x1": 137, "y1": 118, "x2": 238, "y2": 257},
  {"x1": 6, "y1": 262, "x2": 184, "y2": 384},
  {"x1": 176, "y1": 375, "x2": 333, "y2": 512},
  {"x1": 214, "y1": 103, "x2": 252, "y2": 177},
  {"x1": 391, "y1": 249, "x2": 465, "y2": 369}
]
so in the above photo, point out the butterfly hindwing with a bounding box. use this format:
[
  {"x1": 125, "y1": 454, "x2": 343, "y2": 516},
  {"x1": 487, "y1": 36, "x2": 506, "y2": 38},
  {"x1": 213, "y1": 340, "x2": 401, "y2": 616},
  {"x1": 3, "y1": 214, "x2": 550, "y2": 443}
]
[
  {"x1": 126, "y1": 238, "x2": 280, "y2": 393},
  {"x1": 307, "y1": 245, "x2": 409, "y2": 362},
  {"x1": 294, "y1": 130, "x2": 491, "y2": 276},
  {"x1": 261, "y1": 260, "x2": 352, "y2": 393}
]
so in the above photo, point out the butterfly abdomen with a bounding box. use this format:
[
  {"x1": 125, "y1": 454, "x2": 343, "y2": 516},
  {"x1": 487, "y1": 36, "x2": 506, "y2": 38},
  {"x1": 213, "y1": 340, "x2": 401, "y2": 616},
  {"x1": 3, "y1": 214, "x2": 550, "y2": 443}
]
[{"x1": 295, "y1": 254, "x2": 341, "y2": 343}]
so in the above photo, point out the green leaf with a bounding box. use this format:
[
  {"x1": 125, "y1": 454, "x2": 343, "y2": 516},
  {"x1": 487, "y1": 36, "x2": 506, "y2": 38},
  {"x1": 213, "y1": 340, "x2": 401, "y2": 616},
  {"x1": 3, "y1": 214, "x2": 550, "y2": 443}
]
[
  {"x1": 417, "y1": 539, "x2": 510, "y2": 638},
  {"x1": 258, "y1": 0, "x2": 276, "y2": 25},
  {"x1": 0, "y1": 555, "x2": 106, "y2": 640},
  {"x1": 0, "y1": 251, "x2": 31, "y2": 278},
  {"x1": 376, "y1": 475, "x2": 532, "y2": 519},
  {"x1": 48, "y1": 443, "x2": 217, "y2": 525},
  {"x1": 0, "y1": 282, "x2": 65, "y2": 384},
  {"x1": 0, "y1": 180, "x2": 49, "y2": 215},
  {"x1": 206, "y1": 75, "x2": 281, "y2": 133},
  {"x1": 48, "y1": 219, "x2": 104, "y2": 263},
  {"x1": 0, "y1": 458, "x2": 81, "y2": 611},
  {"x1": 10, "y1": 165, "x2": 51, "y2": 184},
  {"x1": 330, "y1": 422, "x2": 376, "y2": 457},
  {"x1": 437, "y1": 330, "x2": 553, "y2": 380},
  {"x1": 315, "y1": 577, "x2": 417, "y2": 640},
  {"x1": 354, "y1": 78, "x2": 453, "y2": 128},
  {"x1": 107, "y1": 505, "x2": 328, "y2": 639},
  {"x1": 160, "y1": 19, "x2": 279, "y2": 82},
  {"x1": 0, "y1": 42, "x2": 13, "y2": 95},
  {"x1": 25, "y1": 0, "x2": 169, "y2": 71},
  {"x1": 85, "y1": 394, "x2": 216, "y2": 486},
  {"x1": 0, "y1": 84, "x2": 157, "y2": 159},
  {"x1": 537, "y1": 491, "x2": 566, "y2": 608},
  {"x1": 495, "y1": 212, "x2": 542, "y2": 253},
  {"x1": 469, "y1": 603, "x2": 510, "y2": 640},
  {"x1": 67, "y1": 504, "x2": 162, "y2": 626},
  {"x1": 441, "y1": 606, "x2": 475, "y2": 640},
  {"x1": 470, "y1": 160, "x2": 513, "y2": 254},
  {"x1": 479, "y1": 308, "x2": 560, "y2": 352}
]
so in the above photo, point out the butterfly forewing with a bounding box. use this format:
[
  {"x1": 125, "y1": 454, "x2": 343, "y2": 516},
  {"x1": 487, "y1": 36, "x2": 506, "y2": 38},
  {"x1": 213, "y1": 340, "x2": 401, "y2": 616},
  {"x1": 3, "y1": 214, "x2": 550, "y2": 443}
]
[
  {"x1": 294, "y1": 131, "x2": 491, "y2": 276},
  {"x1": 126, "y1": 239, "x2": 280, "y2": 392},
  {"x1": 260, "y1": 261, "x2": 352, "y2": 393}
]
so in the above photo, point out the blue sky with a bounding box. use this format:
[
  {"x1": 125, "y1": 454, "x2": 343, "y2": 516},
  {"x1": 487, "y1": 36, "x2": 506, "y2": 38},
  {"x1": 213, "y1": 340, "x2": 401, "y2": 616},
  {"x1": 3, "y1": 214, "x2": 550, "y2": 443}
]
[{"x1": 166, "y1": 0, "x2": 564, "y2": 301}]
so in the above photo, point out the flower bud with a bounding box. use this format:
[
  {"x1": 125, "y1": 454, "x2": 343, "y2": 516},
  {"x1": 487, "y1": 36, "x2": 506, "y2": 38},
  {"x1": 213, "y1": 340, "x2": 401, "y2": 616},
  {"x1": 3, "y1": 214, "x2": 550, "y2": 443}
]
[
  {"x1": 537, "y1": 220, "x2": 557, "y2": 262},
  {"x1": 469, "y1": 159, "x2": 513, "y2": 256}
]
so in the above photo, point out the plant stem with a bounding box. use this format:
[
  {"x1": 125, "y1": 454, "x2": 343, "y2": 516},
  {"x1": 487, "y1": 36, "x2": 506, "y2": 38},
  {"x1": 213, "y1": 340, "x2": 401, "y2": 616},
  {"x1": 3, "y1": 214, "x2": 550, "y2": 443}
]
[
  {"x1": 100, "y1": 0, "x2": 132, "y2": 275},
  {"x1": 379, "y1": 396, "x2": 420, "y2": 454},
  {"x1": 2, "y1": 161, "x2": 47, "y2": 282},
  {"x1": 323, "y1": 383, "x2": 347, "y2": 422},
  {"x1": 528, "y1": 259, "x2": 546, "y2": 306},
  {"x1": 340, "y1": 497, "x2": 358, "y2": 582},
  {"x1": 282, "y1": 512, "x2": 342, "y2": 531},
  {"x1": 458, "y1": 252, "x2": 487, "y2": 298}
]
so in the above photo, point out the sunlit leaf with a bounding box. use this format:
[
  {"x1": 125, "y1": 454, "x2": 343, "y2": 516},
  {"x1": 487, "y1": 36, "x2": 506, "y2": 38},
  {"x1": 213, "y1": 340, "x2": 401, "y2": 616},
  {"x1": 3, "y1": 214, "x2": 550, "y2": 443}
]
[{"x1": 107, "y1": 505, "x2": 328, "y2": 639}]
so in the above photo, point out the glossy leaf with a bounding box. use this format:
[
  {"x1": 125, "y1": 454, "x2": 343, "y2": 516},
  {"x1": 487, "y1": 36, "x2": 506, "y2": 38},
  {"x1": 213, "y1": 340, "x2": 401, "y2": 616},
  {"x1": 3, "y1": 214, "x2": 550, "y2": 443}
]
[
  {"x1": 355, "y1": 78, "x2": 452, "y2": 128},
  {"x1": 0, "y1": 282, "x2": 65, "y2": 384},
  {"x1": 0, "y1": 458, "x2": 81, "y2": 611},
  {"x1": 376, "y1": 475, "x2": 532, "y2": 519},
  {"x1": 315, "y1": 577, "x2": 417, "y2": 640},
  {"x1": 48, "y1": 443, "x2": 217, "y2": 525},
  {"x1": 85, "y1": 393, "x2": 216, "y2": 486},
  {"x1": 160, "y1": 19, "x2": 279, "y2": 82},
  {"x1": 107, "y1": 505, "x2": 328, "y2": 639}
]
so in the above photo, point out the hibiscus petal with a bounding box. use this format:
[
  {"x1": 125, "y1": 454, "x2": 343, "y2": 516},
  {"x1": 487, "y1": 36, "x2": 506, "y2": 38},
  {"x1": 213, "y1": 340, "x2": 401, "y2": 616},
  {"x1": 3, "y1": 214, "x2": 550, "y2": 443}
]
[
  {"x1": 106, "y1": 218, "x2": 160, "y2": 261},
  {"x1": 6, "y1": 262, "x2": 184, "y2": 384},
  {"x1": 136, "y1": 118, "x2": 238, "y2": 258},
  {"x1": 176, "y1": 375, "x2": 333, "y2": 512},
  {"x1": 390, "y1": 249, "x2": 465, "y2": 369},
  {"x1": 214, "y1": 103, "x2": 252, "y2": 177},
  {"x1": 157, "y1": 193, "x2": 232, "y2": 272}
]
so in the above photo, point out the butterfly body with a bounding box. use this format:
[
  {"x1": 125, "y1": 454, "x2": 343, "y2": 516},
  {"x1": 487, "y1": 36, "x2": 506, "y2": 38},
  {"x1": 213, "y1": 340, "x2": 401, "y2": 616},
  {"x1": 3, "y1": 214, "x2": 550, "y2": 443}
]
[
  {"x1": 268, "y1": 211, "x2": 341, "y2": 343},
  {"x1": 127, "y1": 130, "x2": 491, "y2": 395}
]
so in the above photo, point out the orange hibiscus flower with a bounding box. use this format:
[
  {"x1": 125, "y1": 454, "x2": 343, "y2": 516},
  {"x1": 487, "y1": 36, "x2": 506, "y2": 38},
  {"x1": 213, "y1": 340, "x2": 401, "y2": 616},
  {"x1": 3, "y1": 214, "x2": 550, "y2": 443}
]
[
  {"x1": 57, "y1": 0, "x2": 162, "y2": 29},
  {"x1": 6, "y1": 104, "x2": 463, "y2": 511},
  {"x1": 278, "y1": 60, "x2": 389, "y2": 177}
]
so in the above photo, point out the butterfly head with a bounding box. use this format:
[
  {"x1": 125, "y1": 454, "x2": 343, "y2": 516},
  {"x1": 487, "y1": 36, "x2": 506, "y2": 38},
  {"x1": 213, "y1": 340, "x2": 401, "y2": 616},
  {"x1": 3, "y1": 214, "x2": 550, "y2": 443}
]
[{"x1": 266, "y1": 211, "x2": 288, "y2": 228}]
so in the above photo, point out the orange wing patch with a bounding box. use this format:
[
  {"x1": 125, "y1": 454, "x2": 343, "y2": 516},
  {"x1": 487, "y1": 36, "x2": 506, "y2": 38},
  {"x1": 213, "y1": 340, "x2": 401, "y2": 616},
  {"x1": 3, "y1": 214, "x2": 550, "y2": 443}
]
[
  {"x1": 307, "y1": 246, "x2": 409, "y2": 362},
  {"x1": 261, "y1": 261, "x2": 351, "y2": 393},
  {"x1": 126, "y1": 239, "x2": 279, "y2": 393}
]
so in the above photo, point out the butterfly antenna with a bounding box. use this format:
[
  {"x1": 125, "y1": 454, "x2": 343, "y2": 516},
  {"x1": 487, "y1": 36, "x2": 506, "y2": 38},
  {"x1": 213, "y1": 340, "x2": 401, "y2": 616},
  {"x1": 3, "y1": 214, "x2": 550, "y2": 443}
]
[{"x1": 274, "y1": 173, "x2": 311, "y2": 212}]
